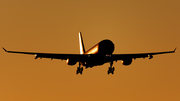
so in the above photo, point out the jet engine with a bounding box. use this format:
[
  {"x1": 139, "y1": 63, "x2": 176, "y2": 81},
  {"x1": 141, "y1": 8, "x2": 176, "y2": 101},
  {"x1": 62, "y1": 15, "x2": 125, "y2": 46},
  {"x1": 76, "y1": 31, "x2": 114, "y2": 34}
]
[
  {"x1": 121, "y1": 58, "x2": 132, "y2": 66},
  {"x1": 66, "y1": 58, "x2": 77, "y2": 65}
]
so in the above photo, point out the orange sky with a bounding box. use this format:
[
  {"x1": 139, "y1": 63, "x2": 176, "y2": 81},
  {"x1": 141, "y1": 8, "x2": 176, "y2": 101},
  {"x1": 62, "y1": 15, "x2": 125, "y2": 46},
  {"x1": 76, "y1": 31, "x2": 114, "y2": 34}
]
[{"x1": 0, "y1": 0, "x2": 180, "y2": 101}]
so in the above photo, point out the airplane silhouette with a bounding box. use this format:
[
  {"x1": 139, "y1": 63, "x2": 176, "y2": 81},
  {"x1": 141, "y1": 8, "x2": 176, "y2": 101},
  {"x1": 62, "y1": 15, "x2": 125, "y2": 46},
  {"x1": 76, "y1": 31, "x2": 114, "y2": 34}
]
[{"x1": 3, "y1": 32, "x2": 176, "y2": 74}]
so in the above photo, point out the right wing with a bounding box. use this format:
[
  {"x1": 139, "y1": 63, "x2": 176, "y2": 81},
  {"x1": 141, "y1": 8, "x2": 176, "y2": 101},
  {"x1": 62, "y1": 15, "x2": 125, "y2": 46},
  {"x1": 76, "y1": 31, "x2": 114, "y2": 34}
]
[{"x1": 111, "y1": 48, "x2": 176, "y2": 61}]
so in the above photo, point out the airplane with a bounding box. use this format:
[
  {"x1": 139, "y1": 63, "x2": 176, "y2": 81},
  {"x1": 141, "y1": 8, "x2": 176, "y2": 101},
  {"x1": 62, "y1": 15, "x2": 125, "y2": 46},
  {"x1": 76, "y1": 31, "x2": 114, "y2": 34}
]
[{"x1": 3, "y1": 32, "x2": 176, "y2": 74}]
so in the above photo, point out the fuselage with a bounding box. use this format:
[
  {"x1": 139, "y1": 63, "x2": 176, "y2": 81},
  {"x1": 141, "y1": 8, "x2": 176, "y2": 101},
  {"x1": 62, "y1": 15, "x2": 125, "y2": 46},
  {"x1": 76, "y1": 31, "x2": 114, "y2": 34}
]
[
  {"x1": 82, "y1": 39, "x2": 115, "y2": 67},
  {"x1": 85, "y1": 39, "x2": 115, "y2": 55}
]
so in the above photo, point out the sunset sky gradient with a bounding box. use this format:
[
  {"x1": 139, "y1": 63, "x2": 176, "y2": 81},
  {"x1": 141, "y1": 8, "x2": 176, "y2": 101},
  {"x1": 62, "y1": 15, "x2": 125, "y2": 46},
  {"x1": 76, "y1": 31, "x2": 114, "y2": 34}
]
[{"x1": 0, "y1": 0, "x2": 180, "y2": 101}]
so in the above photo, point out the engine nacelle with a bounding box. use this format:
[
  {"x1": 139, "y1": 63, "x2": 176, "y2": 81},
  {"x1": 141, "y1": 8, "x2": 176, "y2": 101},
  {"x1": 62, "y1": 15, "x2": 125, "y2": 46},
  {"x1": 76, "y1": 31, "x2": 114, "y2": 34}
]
[
  {"x1": 66, "y1": 58, "x2": 77, "y2": 65},
  {"x1": 122, "y1": 58, "x2": 132, "y2": 66}
]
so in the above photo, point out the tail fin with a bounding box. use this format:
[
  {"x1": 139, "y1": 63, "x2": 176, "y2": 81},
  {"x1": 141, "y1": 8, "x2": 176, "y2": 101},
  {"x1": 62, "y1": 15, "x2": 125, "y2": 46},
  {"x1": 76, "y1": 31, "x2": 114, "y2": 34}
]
[{"x1": 79, "y1": 32, "x2": 85, "y2": 54}]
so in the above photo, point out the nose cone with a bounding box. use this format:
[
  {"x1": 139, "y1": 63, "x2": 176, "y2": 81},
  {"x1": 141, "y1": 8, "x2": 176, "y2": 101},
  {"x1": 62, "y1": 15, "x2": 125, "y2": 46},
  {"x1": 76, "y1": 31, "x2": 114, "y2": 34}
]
[{"x1": 99, "y1": 39, "x2": 115, "y2": 54}]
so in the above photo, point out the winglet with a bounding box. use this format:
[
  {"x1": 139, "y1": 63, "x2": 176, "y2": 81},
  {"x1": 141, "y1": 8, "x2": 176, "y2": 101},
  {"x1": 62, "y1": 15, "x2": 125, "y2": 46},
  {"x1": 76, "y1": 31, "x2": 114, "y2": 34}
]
[
  {"x1": 173, "y1": 47, "x2": 177, "y2": 52},
  {"x1": 2, "y1": 47, "x2": 7, "y2": 52}
]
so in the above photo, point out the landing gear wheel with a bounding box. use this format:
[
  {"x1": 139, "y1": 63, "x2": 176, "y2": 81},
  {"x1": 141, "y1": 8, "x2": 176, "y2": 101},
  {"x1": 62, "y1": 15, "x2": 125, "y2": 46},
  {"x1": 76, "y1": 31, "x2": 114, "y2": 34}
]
[
  {"x1": 107, "y1": 62, "x2": 115, "y2": 74},
  {"x1": 80, "y1": 67, "x2": 83, "y2": 74},
  {"x1": 76, "y1": 62, "x2": 84, "y2": 75},
  {"x1": 112, "y1": 71, "x2": 114, "y2": 74},
  {"x1": 80, "y1": 71, "x2": 82, "y2": 74},
  {"x1": 76, "y1": 67, "x2": 83, "y2": 75},
  {"x1": 76, "y1": 67, "x2": 80, "y2": 75},
  {"x1": 112, "y1": 67, "x2": 115, "y2": 71},
  {"x1": 108, "y1": 70, "x2": 110, "y2": 74},
  {"x1": 76, "y1": 67, "x2": 79, "y2": 74}
]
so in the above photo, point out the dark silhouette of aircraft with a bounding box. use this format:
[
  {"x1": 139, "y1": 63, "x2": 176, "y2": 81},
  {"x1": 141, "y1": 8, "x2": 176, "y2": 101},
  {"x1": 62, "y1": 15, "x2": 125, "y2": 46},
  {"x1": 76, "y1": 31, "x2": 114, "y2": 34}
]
[{"x1": 2, "y1": 32, "x2": 176, "y2": 74}]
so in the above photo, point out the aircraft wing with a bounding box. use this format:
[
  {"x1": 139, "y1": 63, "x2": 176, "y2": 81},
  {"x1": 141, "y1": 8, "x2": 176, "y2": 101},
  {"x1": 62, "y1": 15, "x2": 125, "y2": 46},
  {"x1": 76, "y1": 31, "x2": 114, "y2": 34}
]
[
  {"x1": 2, "y1": 47, "x2": 176, "y2": 62},
  {"x1": 2, "y1": 47, "x2": 88, "y2": 61},
  {"x1": 111, "y1": 48, "x2": 176, "y2": 61}
]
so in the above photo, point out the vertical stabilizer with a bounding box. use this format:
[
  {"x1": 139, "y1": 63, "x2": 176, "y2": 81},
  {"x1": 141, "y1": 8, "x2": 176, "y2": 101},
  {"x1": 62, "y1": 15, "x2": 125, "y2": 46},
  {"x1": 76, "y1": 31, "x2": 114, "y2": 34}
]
[{"x1": 79, "y1": 32, "x2": 85, "y2": 54}]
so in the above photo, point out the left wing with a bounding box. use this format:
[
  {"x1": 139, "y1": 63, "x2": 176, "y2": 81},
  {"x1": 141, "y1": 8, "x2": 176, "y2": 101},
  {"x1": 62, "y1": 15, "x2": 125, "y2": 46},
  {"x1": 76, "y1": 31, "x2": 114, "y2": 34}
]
[
  {"x1": 111, "y1": 48, "x2": 176, "y2": 61},
  {"x1": 2, "y1": 47, "x2": 88, "y2": 61}
]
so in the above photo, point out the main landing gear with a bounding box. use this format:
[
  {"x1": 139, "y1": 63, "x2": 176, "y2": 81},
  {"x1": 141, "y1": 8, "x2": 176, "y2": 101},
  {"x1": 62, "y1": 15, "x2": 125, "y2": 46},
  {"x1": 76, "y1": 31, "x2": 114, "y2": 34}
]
[
  {"x1": 108, "y1": 62, "x2": 115, "y2": 74},
  {"x1": 76, "y1": 62, "x2": 83, "y2": 75}
]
